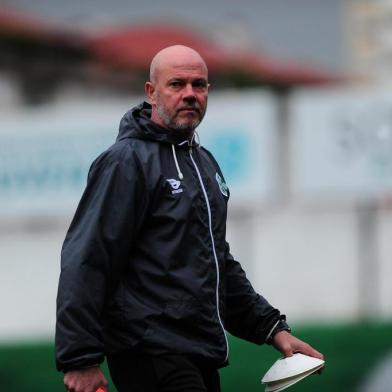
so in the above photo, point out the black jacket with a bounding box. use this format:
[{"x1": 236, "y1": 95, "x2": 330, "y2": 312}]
[{"x1": 55, "y1": 102, "x2": 282, "y2": 372}]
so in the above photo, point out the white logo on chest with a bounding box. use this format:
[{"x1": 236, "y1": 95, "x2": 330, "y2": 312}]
[{"x1": 166, "y1": 178, "x2": 183, "y2": 194}]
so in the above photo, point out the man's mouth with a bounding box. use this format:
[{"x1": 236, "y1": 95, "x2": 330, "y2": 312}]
[{"x1": 178, "y1": 107, "x2": 200, "y2": 113}]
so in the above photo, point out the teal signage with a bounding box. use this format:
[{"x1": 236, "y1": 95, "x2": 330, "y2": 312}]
[{"x1": 205, "y1": 130, "x2": 250, "y2": 186}]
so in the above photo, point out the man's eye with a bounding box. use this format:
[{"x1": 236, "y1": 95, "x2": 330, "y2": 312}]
[
  {"x1": 170, "y1": 81, "x2": 183, "y2": 87},
  {"x1": 193, "y1": 81, "x2": 207, "y2": 90}
]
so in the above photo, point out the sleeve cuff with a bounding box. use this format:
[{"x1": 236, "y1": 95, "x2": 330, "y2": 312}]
[{"x1": 265, "y1": 315, "x2": 291, "y2": 345}]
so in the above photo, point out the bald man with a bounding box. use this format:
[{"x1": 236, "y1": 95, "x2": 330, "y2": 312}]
[{"x1": 56, "y1": 45, "x2": 323, "y2": 392}]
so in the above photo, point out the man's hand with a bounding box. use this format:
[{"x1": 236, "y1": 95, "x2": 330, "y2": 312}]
[
  {"x1": 63, "y1": 366, "x2": 108, "y2": 392},
  {"x1": 272, "y1": 330, "x2": 324, "y2": 360}
]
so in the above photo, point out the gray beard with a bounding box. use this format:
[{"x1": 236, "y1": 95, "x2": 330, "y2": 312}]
[{"x1": 157, "y1": 105, "x2": 203, "y2": 132}]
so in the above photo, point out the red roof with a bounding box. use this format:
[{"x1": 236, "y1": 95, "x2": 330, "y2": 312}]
[
  {"x1": 88, "y1": 25, "x2": 228, "y2": 70},
  {"x1": 88, "y1": 24, "x2": 341, "y2": 85}
]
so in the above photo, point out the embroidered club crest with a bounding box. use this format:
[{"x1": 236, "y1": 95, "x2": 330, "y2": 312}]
[{"x1": 215, "y1": 173, "x2": 229, "y2": 197}]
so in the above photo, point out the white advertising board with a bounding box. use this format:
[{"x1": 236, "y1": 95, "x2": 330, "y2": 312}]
[
  {"x1": 0, "y1": 91, "x2": 278, "y2": 217},
  {"x1": 0, "y1": 100, "x2": 134, "y2": 217},
  {"x1": 290, "y1": 87, "x2": 392, "y2": 200}
]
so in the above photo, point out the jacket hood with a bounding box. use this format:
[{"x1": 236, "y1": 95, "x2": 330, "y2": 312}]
[{"x1": 117, "y1": 101, "x2": 198, "y2": 147}]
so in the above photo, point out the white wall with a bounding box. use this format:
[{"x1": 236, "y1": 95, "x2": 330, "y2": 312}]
[
  {"x1": 234, "y1": 205, "x2": 360, "y2": 322},
  {"x1": 0, "y1": 224, "x2": 65, "y2": 341},
  {"x1": 227, "y1": 202, "x2": 392, "y2": 323}
]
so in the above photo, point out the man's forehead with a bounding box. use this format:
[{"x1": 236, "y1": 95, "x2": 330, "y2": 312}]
[
  {"x1": 164, "y1": 63, "x2": 207, "y2": 76},
  {"x1": 162, "y1": 59, "x2": 207, "y2": 73}
]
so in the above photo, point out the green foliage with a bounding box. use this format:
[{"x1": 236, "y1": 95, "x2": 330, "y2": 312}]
[{"x1": 1, "y1": 322, "x2": 391, "y2": 392}]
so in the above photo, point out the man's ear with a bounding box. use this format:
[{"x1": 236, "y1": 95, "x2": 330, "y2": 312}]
[{"x1": 145, "y1": 82, "x2": 156, "y2": 105}]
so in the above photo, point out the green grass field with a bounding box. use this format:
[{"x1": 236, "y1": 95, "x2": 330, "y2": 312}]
[{"x1": 1, "y1": 322, "x2": 391, "y2": 391}]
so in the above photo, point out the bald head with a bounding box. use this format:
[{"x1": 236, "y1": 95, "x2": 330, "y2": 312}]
[{"x1": 149, "y1": 45, "x2": 208, "y2": 83}]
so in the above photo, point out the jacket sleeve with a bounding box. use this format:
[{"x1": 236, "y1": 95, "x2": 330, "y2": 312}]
[
  {"x1": 223, "y1": 241, "x2": 284, "y2": 345},
  {"x1": 55, "y1": 145, "x2": 148, "y2": 372}
]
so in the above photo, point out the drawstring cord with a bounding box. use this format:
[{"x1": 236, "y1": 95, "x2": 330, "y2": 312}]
[
  {"x1": 171, "y1": 132, "x2": 200, "y2": 180},
  {"x1": 171, "y1": 144, "x2": 184, "y2": 180},
  {"x1": 193, "y1": 131, "x2": 200, "y2": 146}
]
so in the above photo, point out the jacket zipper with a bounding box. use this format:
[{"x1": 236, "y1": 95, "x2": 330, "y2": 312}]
[{"x1": 189, "y1": 146, "x2": 229, "y2": 363}]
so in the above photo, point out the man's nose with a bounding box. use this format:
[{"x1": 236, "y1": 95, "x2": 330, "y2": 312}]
[{"x1": 183, "y1": 83, "x2": 196, "y2": 100}]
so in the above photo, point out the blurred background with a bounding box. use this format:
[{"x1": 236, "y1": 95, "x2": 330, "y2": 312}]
[{"x1": 0, "y1": 0, "x2": 391, "y2": 391}]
